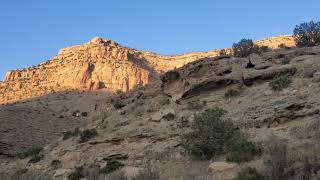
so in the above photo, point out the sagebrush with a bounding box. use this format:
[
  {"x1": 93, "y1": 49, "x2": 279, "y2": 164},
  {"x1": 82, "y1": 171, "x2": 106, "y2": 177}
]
[{"x1": 79, "y1": 129, "x2": 98, "y2": 143}]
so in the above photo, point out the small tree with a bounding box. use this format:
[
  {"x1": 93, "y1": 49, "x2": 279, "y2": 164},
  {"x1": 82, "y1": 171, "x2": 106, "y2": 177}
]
[
  {"x1": 232, "y1": 39, "x2": 261, "y2": 57},
  {"x1": 181, "y1": 108, "x2": 239, "y2": 160},
  {"x1": 294, "y1": 21, "x2": 320, "y2": 47}
]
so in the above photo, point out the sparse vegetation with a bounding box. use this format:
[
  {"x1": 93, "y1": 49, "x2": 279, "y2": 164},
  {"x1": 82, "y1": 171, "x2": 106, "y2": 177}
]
[
  {"x1": 278, "y1": 43, "x2": 288, "y2": 49},
  {"x1": 269, "y1": 74, "x2": 292, "y2": 91},
  {"x1": 234, "y1": 167, "x2": 265, "y2": 180},
  {"x1": 100, "y1": 160, "x2": 125, "y2": 175},
  {"x1": 263, "y1": 136, "x2": 288, "y2": 180},
  {"x1": 132, "y1": 168, "x2": 160, "y2": 180},
  {"x1": 28, "y1": 153, "x2": 44, "y2": 163},
  {"x1": 162, "y1": 112, "x2": 175, "y2": 121},
  {"x1": 107, "y1": 170, "x2": 128, "y2": 180},
  {"x1": 81, "y1": 112, "x2": 88, "y2": 117},
  {"x1": 224, "y1": 89, "x2": 241, "y2": 98},
  {"x1": 112, "y1": 99, "x2": 126, "y2": 109},
  {"x1": 78, "y1": 129, "x2": 98, "y2": 143},
  {"x1": 232, "y1": 39, "x2": 268, "y2": 57},
  {"x1": 63, "y1": 128, "x2": 81, "y2": 140},
  {"x1": 68, "y1": 166, "x2": 84, "y2": 180},
  {"x1": 294, "y1": 20, "x2": 320, "y2": 47},
  {"x1": 259, "y1": 46, "x2": 270, "y2": 53},
  {"x1": 187, "y1": 100, "x2": 205, "y2": 110},
  {"x1": 159, "y1": 97, "x2": 170, "y2": 105},
  {"x1": 287, "y1": 142, "x2": 320, "y2": 180},
  {"x1": 18, "y1": 147, "x2": 43, "y2": 159},
  {"x1": 219, "y1": 49, "x2": 228, "y2": 56},
  {"x1": 281, "y1": 57, "x2": 290, "y2": 65},
  {"x1": 226, "y1": 137, "x2": 262, "y2": 164},
  {"x1": 181, "y1": 108, "x2": 239, "y2": 160}
]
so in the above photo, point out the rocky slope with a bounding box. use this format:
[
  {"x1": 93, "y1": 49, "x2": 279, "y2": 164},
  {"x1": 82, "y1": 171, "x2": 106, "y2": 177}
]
[
  {"x1": 2, "y1": 37, "x2": 320, "y2": 180},
  {"x1": 0, "y1": 35, "x2": 295, "y2": 104}
]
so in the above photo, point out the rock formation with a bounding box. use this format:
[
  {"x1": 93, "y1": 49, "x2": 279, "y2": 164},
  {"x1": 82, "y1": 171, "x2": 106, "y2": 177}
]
[{"x1": 0, "y1": 35, "x2": 295, "y2": 104}]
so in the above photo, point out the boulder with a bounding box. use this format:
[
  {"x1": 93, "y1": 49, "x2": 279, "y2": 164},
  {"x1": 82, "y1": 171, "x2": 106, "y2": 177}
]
[{"x1": 248, "y1": 53, "x2": 271, "y2": 70}]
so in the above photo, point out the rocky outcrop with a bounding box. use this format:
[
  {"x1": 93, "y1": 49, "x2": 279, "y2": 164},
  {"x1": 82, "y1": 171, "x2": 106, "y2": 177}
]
[
  {"x1": 161, "y1": 44, "x2": 320, "y2": 101},
  {"x1": 0, "y1": 35, "x2": 296, "y2": 104},
  {"x1": 0, "y1": 38, "x2": 153, "y2": 103}
]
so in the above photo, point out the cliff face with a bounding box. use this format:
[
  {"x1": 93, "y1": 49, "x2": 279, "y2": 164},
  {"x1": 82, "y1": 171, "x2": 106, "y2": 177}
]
[
  {"x1": 0, "y1": 38, "x2": 152, "y2": 103},
  {"x1": 0, "y1": 35, "x2": 295, "y2": 104}
]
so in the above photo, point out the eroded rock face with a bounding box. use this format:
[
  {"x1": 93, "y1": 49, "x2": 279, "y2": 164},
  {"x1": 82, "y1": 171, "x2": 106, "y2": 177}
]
[
  {"x1": 0, "y1": 36, "x2": 295, "y2": 104},
  {"x1": 161, "y1": 45, "x2": 320, "y2": 100}
]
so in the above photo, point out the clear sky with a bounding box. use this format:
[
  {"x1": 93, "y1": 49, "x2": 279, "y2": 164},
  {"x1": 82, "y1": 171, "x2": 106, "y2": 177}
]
[{"x1": 1, "y1": 0, "x2": 320, "y2": 80}]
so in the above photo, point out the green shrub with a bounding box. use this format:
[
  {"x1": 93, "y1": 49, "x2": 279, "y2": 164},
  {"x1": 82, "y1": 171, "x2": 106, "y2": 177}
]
[
  {"x1": 232, "y1": 39, "x2": 266, "y2": 57},
  {"x1": 79, "y1": 129, "x2": 98, "y2": 143},
  {"x1": 263, "y1": 136, "x2": 288, "y2": 180},
  {"x1": 162, "y1": 113, "x2": 175, "y2": 121},
  {"x1": 224, "y1": 89, "x2": 241, "y2": 98},
  {"x1": 181, "y1": 108, "x2": 239, "y2": 160},
  {"x1": 18, "y1": 147, "x2": 43, "y2": 159},
  {"x1": 68, "y1": 166, "x2": 84, "y2": 180},
  {"x1": 132, "y1": 168, "x2": 160, "y2": 180},
  {"x1": 269, "y1": 74, "x2": 292, "y2": 91},
  {"x1": 63, "y1": 128, "x2": 81, "y2": 140},
  {"x1": 226, "y1": 137, "x2": 262, "y2": 164},
  {"x1": 234, "y1": 167, "x2": 265, "y2": 180},
  {"x1": 100, "y1": 160, "x2": 124, "y2": 175},
  {"x1": 294, "y1": 21, "x2": 320, "y2": 47},
  {"x1": 28, "y1": 154, "x2": 44, "y2": 163}
]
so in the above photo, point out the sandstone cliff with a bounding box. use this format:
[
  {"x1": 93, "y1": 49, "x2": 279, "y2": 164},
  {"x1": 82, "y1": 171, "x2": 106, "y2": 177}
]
[{"x1": 0, "y1": 35, "x2": 295, "y2": 104}]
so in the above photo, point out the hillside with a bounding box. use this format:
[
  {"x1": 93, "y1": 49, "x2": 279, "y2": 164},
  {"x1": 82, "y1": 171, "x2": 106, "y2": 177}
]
[
  {"x1": 0, "y1": 35, "x2": 294, "y2": 104},
  {"x1": 1, "y1": 34, "x2": 320, "y2": 180}
]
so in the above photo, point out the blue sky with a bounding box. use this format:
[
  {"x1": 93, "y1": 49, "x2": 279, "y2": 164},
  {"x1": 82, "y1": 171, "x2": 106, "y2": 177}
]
[{"x1": 1, "y1": 0, "x2": 320, "y2": 79}]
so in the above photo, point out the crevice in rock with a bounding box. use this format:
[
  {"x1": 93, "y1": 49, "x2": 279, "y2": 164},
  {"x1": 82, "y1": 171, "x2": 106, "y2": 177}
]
[{"x1": 182, "y1": 79, "x2": 237, "y2": 99}]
